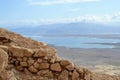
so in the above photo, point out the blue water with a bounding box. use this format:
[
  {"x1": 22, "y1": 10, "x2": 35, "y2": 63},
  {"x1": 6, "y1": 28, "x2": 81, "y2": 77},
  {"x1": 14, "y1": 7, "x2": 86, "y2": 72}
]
[{"x1": 28, "y1": 36, "x2": 120, "y2": 48}]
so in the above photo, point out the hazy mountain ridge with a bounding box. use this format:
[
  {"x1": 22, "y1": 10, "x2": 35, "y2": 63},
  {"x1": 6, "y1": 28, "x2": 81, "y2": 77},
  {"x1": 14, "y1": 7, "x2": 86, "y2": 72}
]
[{"x1": 6, "y1": 22, "x2": 120, "y2": 36}]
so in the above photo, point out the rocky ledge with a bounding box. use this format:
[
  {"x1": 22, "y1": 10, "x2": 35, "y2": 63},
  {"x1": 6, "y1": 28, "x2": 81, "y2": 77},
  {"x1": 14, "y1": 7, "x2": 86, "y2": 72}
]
[{"x1": 0, "y1": 28, "x2": 120, "y2": 80}]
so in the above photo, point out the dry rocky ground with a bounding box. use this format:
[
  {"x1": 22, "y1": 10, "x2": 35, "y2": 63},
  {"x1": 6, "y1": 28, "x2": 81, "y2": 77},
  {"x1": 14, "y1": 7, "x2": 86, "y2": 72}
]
[{"x1": 0, "y1": 28, "x2": 120, "y2": 80}]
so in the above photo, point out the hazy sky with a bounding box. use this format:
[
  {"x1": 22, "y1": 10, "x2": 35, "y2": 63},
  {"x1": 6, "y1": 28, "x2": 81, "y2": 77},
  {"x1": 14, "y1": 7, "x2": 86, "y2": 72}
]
[{"x1": 0, "y1": 0, "x2": 120, "y2": 26}]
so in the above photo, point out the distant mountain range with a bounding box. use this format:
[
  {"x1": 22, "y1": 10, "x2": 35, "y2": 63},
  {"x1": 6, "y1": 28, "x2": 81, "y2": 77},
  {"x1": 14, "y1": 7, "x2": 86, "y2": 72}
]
[{"x1": 6, "y1": 22, "x2": 120, "y2": 36}]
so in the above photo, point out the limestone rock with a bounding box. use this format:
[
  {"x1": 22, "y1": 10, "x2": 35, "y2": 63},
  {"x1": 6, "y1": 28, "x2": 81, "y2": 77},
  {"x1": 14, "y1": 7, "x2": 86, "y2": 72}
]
[
  {"x1": 24, "y1": 68, "x2": 31, "y2": 74},
  {"x1": 17, "y1": 57, "x2": 22, "y2": 62},
  {"x1": 58, "y1": 70, "x2": 69, "y2": 80},
  {"x1": 24, "y1": 48, "x2": 34, "y2": 57},
  {"x1": 0, "y1": 48, "x2": 8, "y2": 72},
  {"x1": 60, "y1": 60, "x2": 71, "y2": 66},
  {"x1": 34, "y1": 49, "x2": 47, "y2": 57},
  {"x1": 37, "y1": 58, "x2": 42, "y2": 63},
  {"x1": 46, "y1": 47, "x2": 56, "y2": 56},
  {"x1": 49, "y1": 58, "x2": 56, "y2": 63},
  {"x1": 37, "y1": 70, "x2": 49, "y2": 76},
  {"x1": 0, "y1": 45, "x2": 8, "y2": 52},
  {"x1": 28, "y1": 66, "x2": 38, "y2": 73},
  {"x1": 20, "y1": 62, "x2": 28, "y2": 67},
  {"x1": 76, "y1": 67, "x2": 85, "y2": 73},
  {"x1": 16, "y1": 66, "x2": 24, "y2": 71},
  {"x1": 50, "y1": 63, "x2": 61, "y2": 72},
  {"x1": 0, "y1": 48, "x2": 17, "y2": 80},
  {"x1": 39, "y1": 63, "x2": 50, "y2": 69},
  {"x1": 47, "y1": 71, "x2": 54, "y2": 78},
  {"x1": 84, "y1": 73, "x2": 91, "y2": 80},
  {"x1": 27, "y1": 58, "x2": 35, "y2": 66},
  {"x1": 55, "y1": 55, "x2": 61, "y2": 62},
  {"x1": 1, "y1": 70, "x2": 17, "y2": 80},
  {"x1": 72, "y1": 70, "x2": 80, "y2": 80},
  {"x1": 22, "y1": 57, "x2": 27, "y2": 62},
  {"x1": 76, "y1": 67, "x2": 90, "y2": 79},
  {"x1": 9, "y1": 46, "x2": 24, "y2": 57},
  {"x1": 66, "y1": 64, "x2": 74, "y2": 71},
  {"x1": 33, "y1": 62, "x2": 40, "y2": 69}
]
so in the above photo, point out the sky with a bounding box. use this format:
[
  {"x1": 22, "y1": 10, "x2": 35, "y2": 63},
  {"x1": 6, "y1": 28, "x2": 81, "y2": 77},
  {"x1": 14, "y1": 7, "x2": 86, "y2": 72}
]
[{"x1": 0, "y1": 0, "x2": 120, "y2": 26}]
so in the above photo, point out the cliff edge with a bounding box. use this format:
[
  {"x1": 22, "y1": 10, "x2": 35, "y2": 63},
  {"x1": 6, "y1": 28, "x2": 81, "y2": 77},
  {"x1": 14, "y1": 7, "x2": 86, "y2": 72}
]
[{"x1": 0, "y1": 28, "x2": 120, "y2": 80}]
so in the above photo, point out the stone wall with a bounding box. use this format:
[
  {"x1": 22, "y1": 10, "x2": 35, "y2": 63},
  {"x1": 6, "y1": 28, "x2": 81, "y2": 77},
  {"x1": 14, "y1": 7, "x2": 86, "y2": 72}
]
[
  {"x1": 0, "y1": 45, "x2": 120, "y2": 80},
  {"x1": 2, "y1": 45, "x2": 90, "y2": 80}
]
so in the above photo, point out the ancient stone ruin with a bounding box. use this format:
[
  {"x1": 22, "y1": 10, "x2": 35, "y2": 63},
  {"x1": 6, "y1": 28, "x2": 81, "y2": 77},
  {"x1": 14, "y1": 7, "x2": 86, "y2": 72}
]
[{"x1": 0, "y1": 28, "x2": 120, "y2": 80}]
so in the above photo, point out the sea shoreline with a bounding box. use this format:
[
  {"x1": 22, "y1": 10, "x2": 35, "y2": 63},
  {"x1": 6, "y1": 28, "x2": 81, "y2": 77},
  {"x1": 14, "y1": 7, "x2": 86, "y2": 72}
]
[{"x1": 35, "y1": 34, "x2": 120, "y2": 75}]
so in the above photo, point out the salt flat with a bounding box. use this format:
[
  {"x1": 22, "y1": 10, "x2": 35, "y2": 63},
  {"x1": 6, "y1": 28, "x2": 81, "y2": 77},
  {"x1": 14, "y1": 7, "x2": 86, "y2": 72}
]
[{"x1": 55, "y1": 47, "x2": 120, "y2": 75}]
